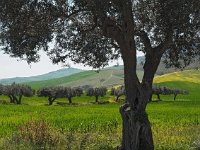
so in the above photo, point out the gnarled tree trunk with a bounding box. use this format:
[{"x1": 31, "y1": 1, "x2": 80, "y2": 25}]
[{"x1": 120, "y1": 40, "x2": 154, "y2": 150}]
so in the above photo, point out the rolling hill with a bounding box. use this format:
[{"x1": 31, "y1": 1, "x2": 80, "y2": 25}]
[
  {"x1": 154, "y1": 70, "x2": 200, "y2": 100},
  {"x1": 25, "y1": 65, "x2": 144, "y2": 89},
  {"x1": 0, "y1": 68, "x2": 83, "y2": 84}
]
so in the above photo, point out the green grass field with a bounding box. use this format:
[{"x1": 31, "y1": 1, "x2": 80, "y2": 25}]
[{"x1": 0, "y1": 70, "x2": 199, "y2": 149}]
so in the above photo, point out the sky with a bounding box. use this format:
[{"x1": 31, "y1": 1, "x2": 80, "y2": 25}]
[{"x1": 0, "y1": 50, "x2": 143, "y2": 79}]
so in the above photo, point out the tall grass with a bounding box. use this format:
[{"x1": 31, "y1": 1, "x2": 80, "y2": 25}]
[{"x1": 0, "y1": 100, "x2": 199, "y2": 149}]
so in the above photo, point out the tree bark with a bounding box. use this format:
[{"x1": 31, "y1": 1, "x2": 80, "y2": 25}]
[
  {"x1": 120, "y1": 42, "x2": 154, "y2": 150},
  {"x1": 48, "y1": 97, "x2": 56, "y2": 105},
  {"x1": 9, "y1": 95, "x2": 15, "y2": 103},
  {"x1": 95, "y1": 96, "x2": 99, "y2": 103},
  {"x1": 68, "y1": 97, "x2": 72, "y2": 104},
  {"x1": 174, "y1": 94, "x2": 177, "y2": 101},
  {"x1": 116, "y1": 95, "x2": 120, "y2": 102},
  {"x1": 15, "y1": 95, "x2": 22, "y2": 104},
  {"x1": 157, "y1": 94, "x2": 161, "y2": 101}
]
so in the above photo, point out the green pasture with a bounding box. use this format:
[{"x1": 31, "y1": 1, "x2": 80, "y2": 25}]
[
  {"x1": 0, "y1": 95, "x2": 199, "y2": 149},
  {"x1": 0, "y1": 70, "x2": 199, "y2": 149}
]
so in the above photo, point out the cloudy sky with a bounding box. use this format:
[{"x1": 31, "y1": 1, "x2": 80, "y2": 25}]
[{"x1": 0, "y1": 50, "x2": 143, "y2": 79}]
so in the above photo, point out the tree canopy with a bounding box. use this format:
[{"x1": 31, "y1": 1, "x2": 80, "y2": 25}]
[{"x1": 0, "y1": 0, "x2": 199, "y2": 68}]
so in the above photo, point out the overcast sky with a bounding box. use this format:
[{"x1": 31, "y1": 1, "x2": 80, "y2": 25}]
[{"x1": 0, "y1": 50, "x2": 143, "y2": 79}]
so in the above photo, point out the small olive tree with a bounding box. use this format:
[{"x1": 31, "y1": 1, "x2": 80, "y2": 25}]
[
  {"x1": 86, "y1": 87, "x2": 107, "y2": 103},
  {"x1": 110, "y1": 86, "x2": 125, "y2": 102},
  {"x1": 63, "y1": 87, "x2": 83, "y2": 104},
  {"x1": 37, "y1": 86, "x2": 64, "y2": 105},
  {"x1": 2, "y1": 83, "x2": 33, "y2": 104}
]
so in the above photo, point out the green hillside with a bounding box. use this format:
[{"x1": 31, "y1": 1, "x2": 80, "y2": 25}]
[
  {"x1": 25, "y1": 66, "x2": 144, "y2": 89},
  {"x1": 0, "y1": 68, "x2": 83, "y2": 84},
  {"x1": 154, "y1": 70, "x2": 200, "y2": 100}
]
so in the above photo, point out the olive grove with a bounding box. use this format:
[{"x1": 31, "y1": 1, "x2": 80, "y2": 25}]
[{"x1": 0, "y1": 0, "x2": 199, "y2": 149}]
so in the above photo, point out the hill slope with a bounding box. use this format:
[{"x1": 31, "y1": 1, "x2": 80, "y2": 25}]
[
  {"x1": 0, "y1": 68, "x2": 83, "y2": 84},
  {"x1": 25, "y1": 66, "x2": 144, "y2": 89},
  {"x1": 154, "y1": 70, "x2": 200, "y2": 100}
]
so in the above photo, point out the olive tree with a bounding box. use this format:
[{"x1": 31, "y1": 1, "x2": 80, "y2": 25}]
[
  {"x1": 1, "y1": 0, "x2": 199, "y2": 149},
  {"x1": 110, "y1": 86, "x2": 125, "y2": 102},
  {"x1": 63, "y1": 87, "x2": 83, "y2": 104},
  {"x1": 87, "y1": 87, "x2": 107, "y2": 103},
  {"x1": 2, "y1": 83, "x2": 33, "y2": 104},
  {"x1": 37, "y1": 86, "x2": 64, "y2": 105}
]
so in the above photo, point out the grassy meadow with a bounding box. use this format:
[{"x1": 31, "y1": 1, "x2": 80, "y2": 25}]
[{"x1": 0, "y1": 70, "x2": 199, "y2": 149}]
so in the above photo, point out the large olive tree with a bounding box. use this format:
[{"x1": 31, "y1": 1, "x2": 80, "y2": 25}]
[{"x1": 0, "y1": 0, "x2": 199, "y2": 149}]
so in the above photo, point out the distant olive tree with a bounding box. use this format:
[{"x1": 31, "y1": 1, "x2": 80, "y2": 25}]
[
  {"x1": 172, "y1": 88, "x2": 189, "y2": 101},
  {"x1": 2, "y1": 83, "x2": 33, "y2": 104},
  {"x1": 63, "y1": 87, "x2": 83, "y2": 104},
  {"x1": 152, "y1": 85, "x2": 188, "y2": 101},
  {"x1": 110, "y1": 86, "x2": 125, "y2": 102},
  {"x1": 37, "y1": 86, "x2": 64, "y2": 105},
  {"x1": 86, "y1": 87, "x2": 107, "y2": 103}
]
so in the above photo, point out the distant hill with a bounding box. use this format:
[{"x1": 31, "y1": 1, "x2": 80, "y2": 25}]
[
  {"x1": 25, "y1": 65, "x2": 144, "y2": 89},
  {"x1": 0, "y1": 68, "x2": 83, "y2": 84},
  {"x1": 154, "y1": 70, "x2": 200, "y2": 100}
]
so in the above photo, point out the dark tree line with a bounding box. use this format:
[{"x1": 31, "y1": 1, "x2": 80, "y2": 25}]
[{"x1": 1, "y1": 0, "x2": 199, "y2": 149}]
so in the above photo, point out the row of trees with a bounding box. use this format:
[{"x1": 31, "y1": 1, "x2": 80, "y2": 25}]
[
  {"x1": 111, "y1": 85, "x2": 189, "y2": 101},
  {"x1": 0, "y1": 83, "x2": 188, "y2": 105},
  {"x1": 0, "y1": 83, "x2": 108, "y2": 105},
  {"x1": 152, "y1": 85, "x2": 189, "y2": 101}
]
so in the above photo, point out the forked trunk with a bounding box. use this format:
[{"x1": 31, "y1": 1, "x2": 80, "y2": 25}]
[
  {"x1": 120, "y1": 45, "x2": 154, "y2": 150},
  {"x1": 120, "y1": 88, "x2": 154, "y2": 150}
]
